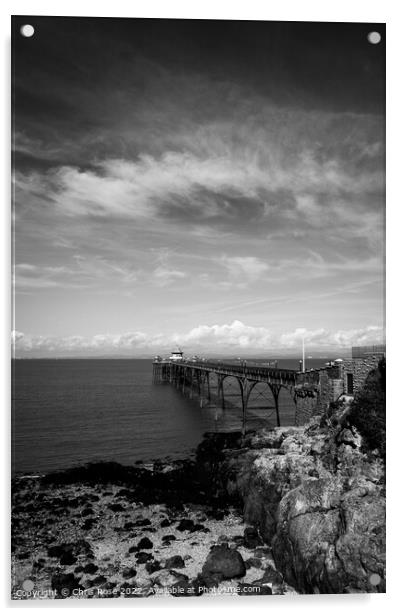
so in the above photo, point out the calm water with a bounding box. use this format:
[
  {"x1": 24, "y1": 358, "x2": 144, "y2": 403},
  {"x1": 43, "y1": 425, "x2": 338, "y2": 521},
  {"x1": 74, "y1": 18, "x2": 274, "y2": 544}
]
[{"x1": 12, "y1": 358, "x2": 332, "y2": 474}]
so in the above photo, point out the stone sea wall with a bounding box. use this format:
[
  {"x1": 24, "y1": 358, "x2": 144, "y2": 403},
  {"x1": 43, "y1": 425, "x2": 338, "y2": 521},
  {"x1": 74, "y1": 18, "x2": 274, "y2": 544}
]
[
  {"x1": 294, "y1": 355, "x2": 383, "y2": 426},
  {"x1": 342, "y1": 355, "x2": 382, "y2": 395}
]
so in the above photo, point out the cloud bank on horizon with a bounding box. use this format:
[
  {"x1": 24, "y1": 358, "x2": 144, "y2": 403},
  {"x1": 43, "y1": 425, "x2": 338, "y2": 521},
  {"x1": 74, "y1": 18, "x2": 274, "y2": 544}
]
[
  {"x1": 12, "y1": 321, "x2": 384, "y2": 357},
  {"x1": 12, "y1": 18, "x2": 385, "y2": 356}
]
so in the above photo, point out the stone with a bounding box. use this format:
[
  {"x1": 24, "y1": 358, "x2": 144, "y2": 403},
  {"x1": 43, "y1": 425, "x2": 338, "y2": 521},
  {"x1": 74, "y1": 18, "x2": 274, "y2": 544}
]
[
  {"x1": 245, "y1": 557, "x2": 262, "y2": 568},
  {"x1": 48, "y1": 543, "x2": 73, "y2": 558},
  {"x1": 251, "y1": 582, "x2": 273, "y2": 595},
  {"x1": 137, "y1": 537, "x2": 153, "y2": 549},
  {"x1": 176, "y1": 519, "x2": 195, "y2": 532},
  {"x1": 230, "y1": 535, "x2": 244, "y2": 546},
  {"x1": 153, "y1": 569, "x2": 189, "y2": 588},
  {"x1": 122, "y1": 567, "x2": 137, "y2": 579},
  {"x1": 194, "y1": 572, "x2": 222, "y2": 589},
  {"x1": 337, "y1": 428, "x2": 361, "y2": 448},
  {"x1": 192, "y1": 523, "x2": 208, "y2": 532},
  {"x1": 82, "y1": 518, "x2": 94, "y2": 531},
  {"x1": 243, "y1": 526, "x2": 261, "y2": 548},
  {"x1": 253, "y1": 547, "x2": 272, "y2": 558},
  {"x1": 51, "y1": 572, "x2": 82, "y2": 598},
  {"x1": 92, "y1": 575, "x2": 107, "y2": 586},
  {"x1": 60, "y1": 551, "x2": 77, "y2": 566},
  {"x1": 165, "y1": 555, "x2": 185, "y2": 569},
  {"x1": 146, "y1": 560, "x2": 162, "y2": 574},
  {"x1": 202, "y1": 544, "x2": 246, "y2": 580},
  {"x1": 82, "y1": 562, "x2": 98, "y2": 574},
  {"x1": 32, "y1": 559, "x2": 45, "y2": 571},
  {"x1": 108, "y1": 503, "x2": 125, "y2": 512},
  {"x1": 256, "y1": 564, "x2": 283, "y2": 585},
  {"x1": 170, "y1": 577, "x2": 203, "y2": 597},
  {"x1": 136, "y1": 551, "x2": 153, "y2": 564},
  {"x1": 160, "y1": 519, "x2": 171, "y2": 528},
  {"x1": 133, "y1": 518, "x2": 152, "y2": 527},
  {"x1": 207, "y1": 509, "x2": 225, "y2": 520}
]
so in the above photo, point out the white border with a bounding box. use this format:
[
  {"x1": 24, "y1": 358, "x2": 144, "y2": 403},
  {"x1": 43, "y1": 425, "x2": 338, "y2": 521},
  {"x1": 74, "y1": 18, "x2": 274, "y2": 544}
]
[
  {"x1": 2, "y1": 1, "x2": 400, "y2": 614},
  {"x1": 0, "y1": 0, "x2": 393, "y2": 21}
]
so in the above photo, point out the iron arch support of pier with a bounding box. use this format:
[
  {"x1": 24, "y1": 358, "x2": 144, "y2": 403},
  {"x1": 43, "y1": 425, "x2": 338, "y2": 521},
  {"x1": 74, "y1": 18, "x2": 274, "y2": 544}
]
[
  {"x1": 182, "y1": 366, "x2": 189, "y2": 394},
  {"x1": 235, "y1": 377, "x2": 255, "y2": 439},
  {"x1": 205, "y1": 372, "x2": 211, "y2": 403},
  {"x1": 217, "y1": 373, "x2": 233, "y2": 407},
  {"x1": 197, "y1": 370, "x2": 207, "y2": 408},
  {"x1": 268, "y1": 383, "x2": 282, "y2": 427},
  {"x1": 217, "y1": 374, "x2": 226, "y2": 409},
  {"x1": 189, "y1": 368, "x2": 195, "y2": 399}
]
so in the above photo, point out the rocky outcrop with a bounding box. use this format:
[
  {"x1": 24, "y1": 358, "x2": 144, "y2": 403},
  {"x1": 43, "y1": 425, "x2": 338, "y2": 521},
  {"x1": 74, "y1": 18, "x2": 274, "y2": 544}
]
[
  {"x1": 272, "y1": 476, "x2": 385, "y2": 593},
  {"x1": 211, "y1": 402, "x2": 386, "y2": 594}
]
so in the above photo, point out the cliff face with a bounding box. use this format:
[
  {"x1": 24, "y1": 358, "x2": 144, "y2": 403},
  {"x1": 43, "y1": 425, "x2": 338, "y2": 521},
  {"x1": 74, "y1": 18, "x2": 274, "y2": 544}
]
[{"x1": 208, "y1": 401, "x2": 385, "y2": 594}]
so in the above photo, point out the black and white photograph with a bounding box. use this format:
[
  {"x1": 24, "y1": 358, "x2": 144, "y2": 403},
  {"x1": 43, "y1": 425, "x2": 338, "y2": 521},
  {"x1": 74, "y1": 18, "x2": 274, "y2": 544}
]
[{"x1": 11, "y1": 15, "x2": 385, "y2": 599}]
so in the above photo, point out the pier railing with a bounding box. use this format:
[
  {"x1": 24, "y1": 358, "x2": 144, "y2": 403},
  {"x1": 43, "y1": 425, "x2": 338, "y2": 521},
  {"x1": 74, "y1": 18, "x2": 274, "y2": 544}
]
[{"x1": 175, "y1": 360, "x2": 297, "y2": 384}]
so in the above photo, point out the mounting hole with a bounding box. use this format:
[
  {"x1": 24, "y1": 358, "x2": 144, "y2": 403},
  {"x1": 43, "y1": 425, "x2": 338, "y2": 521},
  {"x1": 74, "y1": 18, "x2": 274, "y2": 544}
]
[
  {"x1": 367, "y1": 31, "x2": 381, "y2": 45},
  {"x1": 369, "y1": 573, "x2": 381, "y2": 586},
  {"x1": 20, "y1": 24, "x2": 35, "y2": 38}
]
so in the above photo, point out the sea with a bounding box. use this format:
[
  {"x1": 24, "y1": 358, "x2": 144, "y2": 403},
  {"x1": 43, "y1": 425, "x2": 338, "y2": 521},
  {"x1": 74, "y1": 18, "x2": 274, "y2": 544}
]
[{"x1": 12, "y1": 357, "x2": 333, "y2": 475}]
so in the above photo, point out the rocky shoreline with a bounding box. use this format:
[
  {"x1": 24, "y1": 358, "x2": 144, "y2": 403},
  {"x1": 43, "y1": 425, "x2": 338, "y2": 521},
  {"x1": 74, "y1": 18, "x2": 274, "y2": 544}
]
[
  {"x1": 11, "y1": 399, "x2": 385, "y2": 599},
  {"x1": 11, "y1": 452, "x2": 294, "y2": 599}
]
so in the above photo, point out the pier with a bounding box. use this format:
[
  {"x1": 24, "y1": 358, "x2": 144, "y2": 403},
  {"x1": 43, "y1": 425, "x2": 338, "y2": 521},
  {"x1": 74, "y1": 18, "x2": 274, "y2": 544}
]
[
  {"x1": 153, "y1": 359, "x2": 298, "y2": 435},
  {"x1": 153, "y1": 346, "x2": 385, "y2": 434}
]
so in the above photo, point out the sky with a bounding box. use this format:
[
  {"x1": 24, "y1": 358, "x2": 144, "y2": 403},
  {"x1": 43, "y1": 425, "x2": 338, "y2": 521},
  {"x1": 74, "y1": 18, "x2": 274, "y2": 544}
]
[{"x1": 12, "y1": 17, "x2": 385, "y2": 357}]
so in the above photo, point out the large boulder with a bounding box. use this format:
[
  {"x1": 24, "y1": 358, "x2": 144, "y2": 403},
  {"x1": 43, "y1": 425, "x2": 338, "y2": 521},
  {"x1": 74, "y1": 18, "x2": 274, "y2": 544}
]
[{"x1": 202, "y1": 544, "x2": 246, "y2": 580}]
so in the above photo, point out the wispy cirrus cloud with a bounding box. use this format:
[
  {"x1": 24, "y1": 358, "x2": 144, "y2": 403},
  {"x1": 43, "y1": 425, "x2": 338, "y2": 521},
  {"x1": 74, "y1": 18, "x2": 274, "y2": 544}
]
[
  {"x1": 13, "y1": 90, "x2": 384, "y2": 236},
  {"x1": 152, "y1": 266, "x2": 187, "y2": 287},
  {"x1": 14, "y1": 122, "x2": 384, "y2": 230},
  {"x1": 13, "y1": 254, "x2": 189, "y2": 292},
  {"x1": 220, "y1": 256, "x2": 269, "y2": 281}
]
